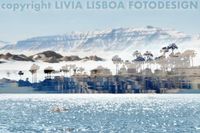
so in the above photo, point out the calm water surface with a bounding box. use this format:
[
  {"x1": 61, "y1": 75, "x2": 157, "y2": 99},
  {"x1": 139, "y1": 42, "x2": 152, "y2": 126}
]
[{"x1": 0, "y1": 94, "x2": 200, "y2": 133}]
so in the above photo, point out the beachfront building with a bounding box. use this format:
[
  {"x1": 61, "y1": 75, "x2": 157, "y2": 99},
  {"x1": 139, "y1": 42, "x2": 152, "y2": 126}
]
[
  {"x1": 90, "y1": 66, "x2": 112, "y2": 77},
  {"x1": 15, "y1": 44, "x2": 200, "y2": 93},
  {"x1": 172, "y1": 67, "x2": 200, "y2": 76},
  {"x1": 172, "y1": 67, "x2": 200, "y2": 89}
]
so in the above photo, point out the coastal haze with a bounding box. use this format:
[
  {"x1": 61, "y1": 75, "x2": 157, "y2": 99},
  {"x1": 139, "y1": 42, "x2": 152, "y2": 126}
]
[{"x1": 0, "y1": 26, "x2": 200, "y2": 82}]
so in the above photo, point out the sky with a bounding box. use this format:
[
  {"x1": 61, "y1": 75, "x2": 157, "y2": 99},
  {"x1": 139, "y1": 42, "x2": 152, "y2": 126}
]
[{"x1": 0, "y1": 0, "x2": 200, "y2": 43}]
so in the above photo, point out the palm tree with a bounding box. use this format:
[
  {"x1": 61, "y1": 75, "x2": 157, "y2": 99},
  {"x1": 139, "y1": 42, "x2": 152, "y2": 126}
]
[
  {"x1": 159, "y1": 46, "x2": 171, "y2": 71},
  {"x1": 168, "y1": 43, "x2": 178, "y2": 55},
  {"x1": 144, "y1": 51, "x2": 153, "y2": 59},
  {"x1": 133, "y1": 50, "x2": 142, "y2": 58},
  {"x1": 166, "y1": 43, "x2": 178, "y2": 70},
  {"x1": 44, "y1": 66, "x2": 55, "y2": 79},
  {"x1": 172, "y1": 52, "x2": 182, "y2": 68},
  {"x1": 124, "y1": 60, "x2": 131, "y2": 69},
  {"x1": 143, "y1": 51, "x2": 154, "y2": 69},
  {"x1": 112, "y1": 55, "x2": 122, "y2": 75},
  {"x1": 155, "y1": 55, "x2": 167, "y2": 72},
  {"x1": 182, "y1": 50, "x2": 196, "y2": 67},
  {"x1": 73, "y1": 67, "x2": 78, "y2": 76},
  {"x1": 78, "y1": 67, "x2": 85, "y2": 75},
  {"x1": 18, "y1": 71, "x2": 24, "y2": 80},
  {"x1": 124, "y1": 60, "x2": 131, "y2": 65},
  {"x1": 60, "y1": 65, "x2": 69, "y2": 77},
  {"x1": 29, "y1": 64, "x2": 40, "y2": 83},
  {"x1": 68, "y1": 64, "x2": 76, "y2": 76},
  {"x1": 160, "y1": 46, "x2": 169, "y2": 56},
  {"x1": 133, "y1": 52, "x2": 145, "y2": 72},
  {"x1": 118, "y1": 65, "x2": 127, "y2": 75},
  {"x1": 190, "y1": 50, "x2": 196, "y2": 67},
  {"x1": 6, "y1": 71, "x2": 10, "y2": 77}
]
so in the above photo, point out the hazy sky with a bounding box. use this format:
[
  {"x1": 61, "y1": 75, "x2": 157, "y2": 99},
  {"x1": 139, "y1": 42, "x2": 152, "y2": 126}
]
[{"x1": 0, "y1": 0, "x2": 200, "y2": 43}]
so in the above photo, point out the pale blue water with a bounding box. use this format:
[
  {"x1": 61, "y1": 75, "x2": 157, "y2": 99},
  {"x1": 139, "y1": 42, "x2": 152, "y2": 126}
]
[{"x1": 0, "y1": 94, "x2": 200, "y2": 133}]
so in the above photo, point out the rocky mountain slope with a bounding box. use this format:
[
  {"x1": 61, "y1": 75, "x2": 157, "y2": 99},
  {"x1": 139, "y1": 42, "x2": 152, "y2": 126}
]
[
  {"x1": 0, "y1": 26, "x2": 193, "y2": 54},
  {"x1": 0, "y1": 41, "x2": 12, "y2": 49}
]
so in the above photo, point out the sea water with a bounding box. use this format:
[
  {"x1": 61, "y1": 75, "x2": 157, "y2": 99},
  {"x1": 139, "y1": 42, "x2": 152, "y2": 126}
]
[{"x1": 0, "y1": 94, "x2": 200, "y2": 133}]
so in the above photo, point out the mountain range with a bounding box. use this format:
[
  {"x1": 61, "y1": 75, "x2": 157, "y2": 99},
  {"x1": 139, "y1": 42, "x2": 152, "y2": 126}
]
[
  {"x1": 0, "y1": 41, "x2": 11, "y2": 49},
  {"x1": 0, "y1": 26, "x2": 199, "y2": 57},
  {"x1": 0, "y1": 51, "x2": 104, "y2": 63}
]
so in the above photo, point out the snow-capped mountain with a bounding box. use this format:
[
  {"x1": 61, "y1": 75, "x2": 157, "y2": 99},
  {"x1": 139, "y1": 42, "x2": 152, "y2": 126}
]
[
  {"x1": 0, "y1": 41, "x2": 11, "y2": 49},
  {"x1": 0, "y1": 26, "x2": 197, "y2": 56}
]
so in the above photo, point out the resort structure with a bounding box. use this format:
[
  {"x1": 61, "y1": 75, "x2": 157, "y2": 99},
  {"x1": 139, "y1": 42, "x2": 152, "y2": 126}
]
[{"x1": 16, "y1": 43, "x2": 200, "y2": 93}]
